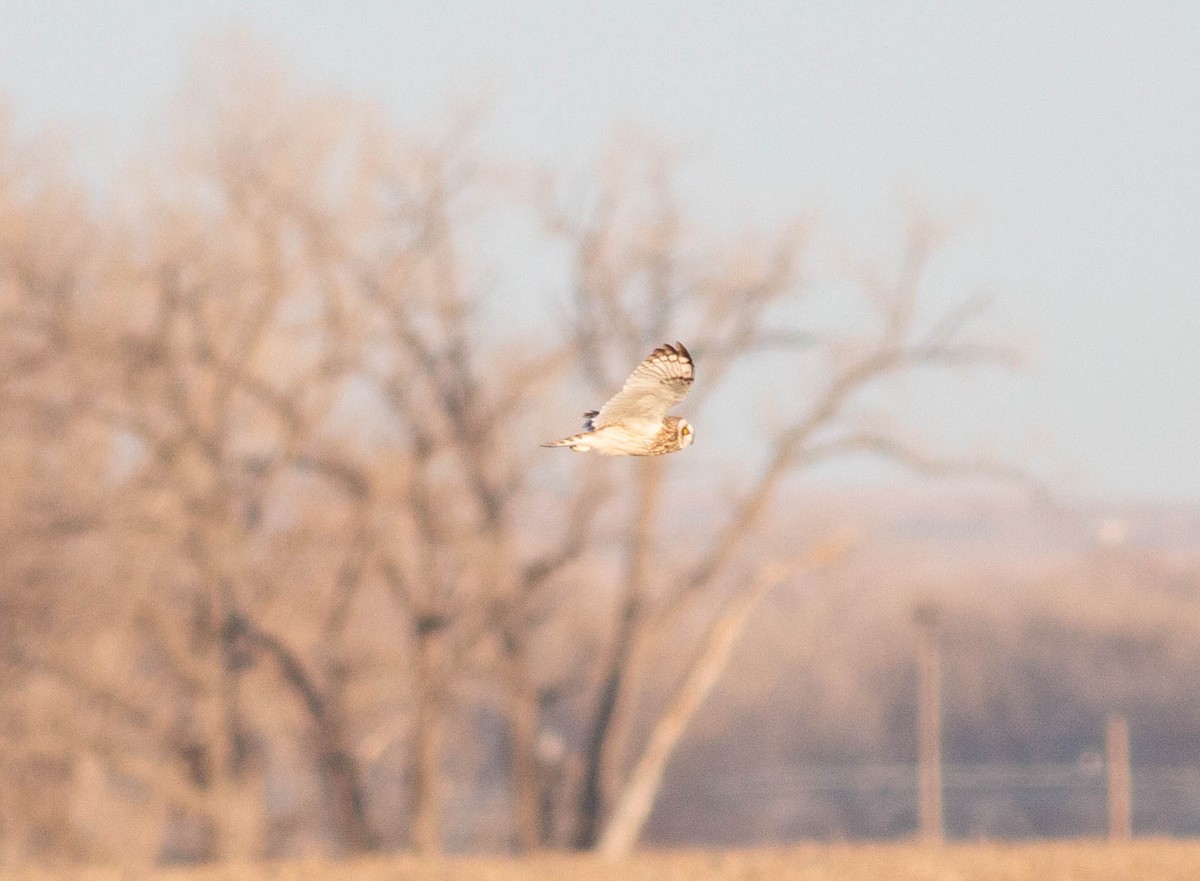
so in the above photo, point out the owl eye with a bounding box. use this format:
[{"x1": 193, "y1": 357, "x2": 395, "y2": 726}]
[{"x1": 681, "y1": 425, "x2": 691, "y2": 436}]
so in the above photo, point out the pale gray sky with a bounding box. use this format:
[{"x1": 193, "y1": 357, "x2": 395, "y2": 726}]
[{"x1": 3, "y1": 2, "x2": 1198, "y2": 502}]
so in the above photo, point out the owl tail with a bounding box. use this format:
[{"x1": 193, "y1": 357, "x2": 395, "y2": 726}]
[{"x1": 541, "y1": 432, "x2": 592, "y2": 452}]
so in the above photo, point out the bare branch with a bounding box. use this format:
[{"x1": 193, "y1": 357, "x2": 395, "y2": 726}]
[{"x1": 598, "y1": 537, "x2": 852, "y2": 857}]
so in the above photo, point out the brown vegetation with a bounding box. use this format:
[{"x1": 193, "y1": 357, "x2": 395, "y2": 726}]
[{"x1": 5, "y1": 842, "x2": 1200, "y2": 881}]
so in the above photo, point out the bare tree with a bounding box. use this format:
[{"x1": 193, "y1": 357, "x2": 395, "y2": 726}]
[
  {"x1": 0, "y1": 106, "x2": 117, "y2": 866},
  {"x1": 534, "y1": 144, "x2": 1029, "y2": 853},
  {"x1": 597, "y1": 542, "x2": 850, "y2": 857},
  {"x1": 0, "y1": 52, "x2": 398, "y2": 861},
  {"x1": 346, "y1": 126, "x2": 614, "y2": 852},
  {"x1": 0, "y1": 51, "x2": 1035, "y2": 866}
]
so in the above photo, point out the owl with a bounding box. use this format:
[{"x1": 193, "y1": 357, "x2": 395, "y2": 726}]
[{"x1": 542, "y1": 342, "x2": 695, "y2": 456}]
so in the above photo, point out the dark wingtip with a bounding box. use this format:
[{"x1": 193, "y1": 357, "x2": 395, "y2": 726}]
[{"x1": 675, "y1": 341, "x2": 691, "y2": 361}]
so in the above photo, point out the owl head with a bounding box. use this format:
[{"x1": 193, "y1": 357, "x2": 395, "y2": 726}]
[{"x1": 676, "y1": 418, "x2": 695, "y2": 449}]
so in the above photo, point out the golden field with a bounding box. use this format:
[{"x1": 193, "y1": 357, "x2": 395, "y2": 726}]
[{"x1": 8, "y1": 842, "x2": 1200, "y2": 881}]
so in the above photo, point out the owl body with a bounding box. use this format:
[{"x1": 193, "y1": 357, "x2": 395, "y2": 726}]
[
  {"x1": 543, "y1": 415, "x2": 694, "y2": 456},
  {"x1": 542, "y1": 343, "x2": 695, "y2": 457}
]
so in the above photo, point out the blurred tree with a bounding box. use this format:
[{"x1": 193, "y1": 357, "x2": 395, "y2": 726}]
[
  {"x1": 0, "y1": 42, "x2": 1038, "y2": 866},
  {"x1": 536, "y1": 144, "x2": 1026, "y2": 853},
  {"x1": 0, "y1": 103, "x2": 113, "y2": 865}
]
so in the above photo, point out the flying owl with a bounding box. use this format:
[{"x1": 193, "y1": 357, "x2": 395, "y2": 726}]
[{"x1": 542, "y1": 342, "x2": 695, "y2": 456}]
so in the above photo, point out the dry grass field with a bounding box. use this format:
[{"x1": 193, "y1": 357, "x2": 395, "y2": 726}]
[{"x1": 7, "y1": 842, "x2": 1200, "y2": 881}]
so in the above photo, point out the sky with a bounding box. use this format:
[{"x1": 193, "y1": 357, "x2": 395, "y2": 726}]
[{"x1": 2, "y1": 2, "x2": 1198, "y2": 503}]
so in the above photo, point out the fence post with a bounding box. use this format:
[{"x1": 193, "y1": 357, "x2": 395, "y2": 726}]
[
  {"x1": 913, "y1": 601, "x2": 944, "y2": 843},
  {"x1": 1106, "y1": 714, "x2": 1132, "y2": 840}
]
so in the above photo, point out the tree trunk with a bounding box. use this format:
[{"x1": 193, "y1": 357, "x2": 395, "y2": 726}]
[
  {"x1": 508, "y1": 668, "x2": 542, "y2": 851},
  {"x1": 574, "y1": 459, "x2": 663, "y2": 848},
  {"x1": 913, "y1": 602, "x2": 944, "y2": 844},
  {"x1": 597, "y1": 563, "x2": 791, "y2": 858},
  {"x1": 212, "y1": 775, "x2": 267, "y2": 863},
  {"x1": 317, "y1": 703, "x2": 379, "y2": 853},
  {"x1": 411, "y1": 628, "x2": 445, "y2": 854},
  {"x1": 574, "y1": 594, "x2": 642, "y2": 848},
  {"x1": 1106, "y1": 713, "x2": 1132, "y2": 840},
  {"x1": 225, "y1": 611, "x2": 379, "y2": 853}
]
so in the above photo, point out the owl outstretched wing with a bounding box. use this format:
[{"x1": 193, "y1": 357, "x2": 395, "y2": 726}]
[{"x1": 592, "y1": 342, "x2": 694, "y2": 429}]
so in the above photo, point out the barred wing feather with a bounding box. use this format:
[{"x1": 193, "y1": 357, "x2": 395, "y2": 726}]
[{"x1": 593, "y1": 342, "x2": 694, "y2": 428}]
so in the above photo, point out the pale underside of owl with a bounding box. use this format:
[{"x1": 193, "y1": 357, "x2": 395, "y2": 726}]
[{"x1": 542, "y1": 342, "x2": 695, "y2": 456}]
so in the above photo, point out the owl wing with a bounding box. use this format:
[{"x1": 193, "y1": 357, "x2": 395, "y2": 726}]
[{"x1": 593, "y1": 342, "x2": 694, "y2": 429}]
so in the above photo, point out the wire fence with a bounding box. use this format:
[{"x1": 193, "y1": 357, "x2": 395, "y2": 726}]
[{"x1": 649, "y1": 763, "x2": 1200, "y2": 844}]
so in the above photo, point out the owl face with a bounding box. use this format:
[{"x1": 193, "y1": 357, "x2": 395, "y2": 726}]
[{"x1": 676, "y1": 418, "x2": 695, "y2": 449}]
